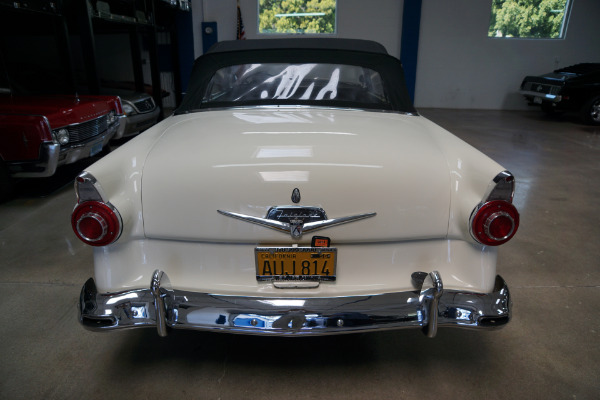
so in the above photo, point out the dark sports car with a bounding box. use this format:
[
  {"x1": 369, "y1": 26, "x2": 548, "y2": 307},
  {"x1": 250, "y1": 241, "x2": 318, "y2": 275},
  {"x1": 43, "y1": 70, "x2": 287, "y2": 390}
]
[{"x1": 520, "y1": 63, "x2": 600, "y2": 125}]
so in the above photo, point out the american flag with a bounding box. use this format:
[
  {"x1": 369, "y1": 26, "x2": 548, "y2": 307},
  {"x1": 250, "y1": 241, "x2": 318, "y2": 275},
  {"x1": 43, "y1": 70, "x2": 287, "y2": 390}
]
[{"x1": 237, "y1": 1, "x2": 246, "y2": 40}]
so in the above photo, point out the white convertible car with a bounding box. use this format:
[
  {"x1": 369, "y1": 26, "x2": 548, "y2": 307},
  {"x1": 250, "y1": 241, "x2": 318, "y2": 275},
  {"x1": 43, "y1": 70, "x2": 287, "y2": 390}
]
[{"x1": 73, "y1": 39, "x2": 519, "y2": 338}]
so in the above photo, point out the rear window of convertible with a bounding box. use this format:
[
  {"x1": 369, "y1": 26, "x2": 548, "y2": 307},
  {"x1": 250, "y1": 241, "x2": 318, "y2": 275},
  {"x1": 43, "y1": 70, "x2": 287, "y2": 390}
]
[{"x1": 200, "y1": 63, "x2": 391, "y2": 109}]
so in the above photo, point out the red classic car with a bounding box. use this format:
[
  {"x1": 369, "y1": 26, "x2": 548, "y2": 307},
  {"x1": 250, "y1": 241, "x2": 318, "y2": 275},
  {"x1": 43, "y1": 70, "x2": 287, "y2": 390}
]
[{"x1": 0, "y1": 92, "x2": 123, "y2": 200}]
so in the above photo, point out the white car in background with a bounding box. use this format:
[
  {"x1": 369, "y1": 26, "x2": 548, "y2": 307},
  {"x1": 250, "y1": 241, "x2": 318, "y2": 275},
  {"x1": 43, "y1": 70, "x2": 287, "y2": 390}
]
[{"x1": 73, "y1": 39, "x2": 518, "y2": 338}]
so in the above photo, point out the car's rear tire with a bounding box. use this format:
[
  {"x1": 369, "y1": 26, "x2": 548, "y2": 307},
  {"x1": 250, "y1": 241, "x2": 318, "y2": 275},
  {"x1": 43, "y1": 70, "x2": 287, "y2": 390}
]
[
  {"x1": 582, "y1": 95, "x2": 600, "y2": 125},
  {"x1": 0, "y1": 159, "x2": 15, "y2": 202}
]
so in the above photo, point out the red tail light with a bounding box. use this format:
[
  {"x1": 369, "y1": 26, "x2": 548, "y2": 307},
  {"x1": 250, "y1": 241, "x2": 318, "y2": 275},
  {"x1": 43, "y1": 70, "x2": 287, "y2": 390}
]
[
  {"x1": 72, "y1": 201, "x2": 121, "y2": 246},
  {"x1": 470, "y1": 200, "x2": 519, "y2": 246}
]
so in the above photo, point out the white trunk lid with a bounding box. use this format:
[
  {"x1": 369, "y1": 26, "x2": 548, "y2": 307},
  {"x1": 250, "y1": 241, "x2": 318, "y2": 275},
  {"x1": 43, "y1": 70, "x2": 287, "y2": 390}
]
[{"x1": 141, "y1": 109, "x2": 451, "y2": 243}]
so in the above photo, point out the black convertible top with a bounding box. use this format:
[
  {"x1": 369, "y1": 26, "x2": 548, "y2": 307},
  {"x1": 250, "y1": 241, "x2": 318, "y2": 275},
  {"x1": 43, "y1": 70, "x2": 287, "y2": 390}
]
[
  {"x1": 207, "y1": 38, "x2": 389, "y2": 55},
  {"x1": 177, "y1": 38, "x2": 415, "y2": 115}
]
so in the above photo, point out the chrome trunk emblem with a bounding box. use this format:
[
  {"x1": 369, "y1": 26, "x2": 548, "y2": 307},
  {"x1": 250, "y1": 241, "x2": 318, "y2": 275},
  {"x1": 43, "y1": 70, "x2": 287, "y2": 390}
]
[
  {"x1": 217, "y1": 206, "x2": 376, "y2": 239},
  {"x1": 266, "y1": 206, "x2": 327, "y2": 224}
]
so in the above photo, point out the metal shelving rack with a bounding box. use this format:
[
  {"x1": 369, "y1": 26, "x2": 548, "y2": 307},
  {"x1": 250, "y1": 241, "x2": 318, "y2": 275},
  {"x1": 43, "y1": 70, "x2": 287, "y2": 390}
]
[{"x1": 0, "y1": 0, "x2": 193, "y2": 118}]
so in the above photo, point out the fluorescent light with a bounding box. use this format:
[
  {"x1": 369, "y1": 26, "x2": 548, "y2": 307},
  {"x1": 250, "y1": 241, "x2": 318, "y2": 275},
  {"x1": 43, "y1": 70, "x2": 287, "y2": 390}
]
[{"x1": 275, "y1": 13, "x2": 326, "y2": 18}]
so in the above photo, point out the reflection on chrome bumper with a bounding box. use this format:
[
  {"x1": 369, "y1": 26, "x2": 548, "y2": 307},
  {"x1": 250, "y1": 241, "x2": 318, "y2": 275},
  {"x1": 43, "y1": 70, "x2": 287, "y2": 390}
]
[{"x1": 79, "y1": 271, "x2": 511, "y2": 338}]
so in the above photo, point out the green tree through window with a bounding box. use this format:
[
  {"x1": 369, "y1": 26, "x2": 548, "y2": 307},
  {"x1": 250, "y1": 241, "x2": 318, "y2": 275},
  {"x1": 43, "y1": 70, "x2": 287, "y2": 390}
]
[
  {"x1": 488, "y1": 0, "x2": 571, "y2": 38},
  {"x1": 259, "y1": 0, "x2": 336, "y2": 34}
]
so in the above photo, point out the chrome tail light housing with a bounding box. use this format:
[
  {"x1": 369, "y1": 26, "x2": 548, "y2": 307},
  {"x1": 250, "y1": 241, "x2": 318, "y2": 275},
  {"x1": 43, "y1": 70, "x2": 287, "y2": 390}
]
[
  {"x1": 470, "y1": 171, "x2": 520, "y2": 246},
  {"x1": 72, "y1": 173, "x2": 122, "y2": 247}
]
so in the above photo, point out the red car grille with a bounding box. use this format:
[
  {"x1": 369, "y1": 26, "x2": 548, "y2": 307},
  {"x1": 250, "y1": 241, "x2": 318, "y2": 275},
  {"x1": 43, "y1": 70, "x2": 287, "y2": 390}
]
[{"x1": 67, "y1": 115, "x2": 108, "y2": 143}]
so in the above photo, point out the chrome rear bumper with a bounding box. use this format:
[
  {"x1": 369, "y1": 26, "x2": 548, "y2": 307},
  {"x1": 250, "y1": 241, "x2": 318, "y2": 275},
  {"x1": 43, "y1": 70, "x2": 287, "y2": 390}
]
[{"x1": 79, "y1": 270, "x2": 511, "y2": 338}]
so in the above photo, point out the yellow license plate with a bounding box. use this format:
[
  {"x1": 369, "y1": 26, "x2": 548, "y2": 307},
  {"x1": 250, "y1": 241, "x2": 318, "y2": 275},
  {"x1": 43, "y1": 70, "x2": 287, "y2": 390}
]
[{"x1": 255, "y1": 247, "x2": 337, "y2": 281}]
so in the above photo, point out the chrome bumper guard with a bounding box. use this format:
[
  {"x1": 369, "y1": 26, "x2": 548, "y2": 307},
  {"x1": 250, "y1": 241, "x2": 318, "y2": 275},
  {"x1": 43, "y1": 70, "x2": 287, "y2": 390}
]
[{"x1": 79, "y1": 270, "x2": 511, "y2": 338}]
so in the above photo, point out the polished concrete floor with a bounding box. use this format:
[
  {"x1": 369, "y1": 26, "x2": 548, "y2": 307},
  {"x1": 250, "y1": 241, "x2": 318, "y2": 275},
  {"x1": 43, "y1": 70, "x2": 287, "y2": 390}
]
[{"x1": 1, "y1": 109, "x2": 598, "y2": 399}]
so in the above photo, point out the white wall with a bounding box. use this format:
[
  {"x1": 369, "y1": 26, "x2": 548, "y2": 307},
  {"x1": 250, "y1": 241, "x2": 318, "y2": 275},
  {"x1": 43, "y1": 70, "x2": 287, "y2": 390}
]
[
  {"x1": 415, "y1": 0, "x2": 600, "y2": 110},
  {"x1": 192, "y1": 0, "x2": 403, "y2": 58},
  {"x1": 191, "y1": 0, "x2": 600, "y2": 111}
]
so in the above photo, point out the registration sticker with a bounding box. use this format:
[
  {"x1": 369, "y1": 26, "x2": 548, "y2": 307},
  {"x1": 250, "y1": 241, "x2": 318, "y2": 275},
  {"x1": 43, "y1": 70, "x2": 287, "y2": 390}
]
[{"x1": 255, "y1": 247, "x2": 337, "y2": 281}]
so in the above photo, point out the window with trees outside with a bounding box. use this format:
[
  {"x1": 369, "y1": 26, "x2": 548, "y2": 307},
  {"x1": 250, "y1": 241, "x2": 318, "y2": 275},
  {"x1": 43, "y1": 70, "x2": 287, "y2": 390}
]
[
  {"x1": 259, "y1": 0, "x2": 336, "y2": 34},
  {"x1": 488, "y1": 0, "x2": 573, "y2": 39}
]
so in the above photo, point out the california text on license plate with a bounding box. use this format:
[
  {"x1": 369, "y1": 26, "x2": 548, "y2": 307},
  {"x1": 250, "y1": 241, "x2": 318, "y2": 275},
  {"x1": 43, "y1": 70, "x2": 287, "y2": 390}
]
[{"x1": 255, "y1": 247, "x2": 337, "y2": 281}]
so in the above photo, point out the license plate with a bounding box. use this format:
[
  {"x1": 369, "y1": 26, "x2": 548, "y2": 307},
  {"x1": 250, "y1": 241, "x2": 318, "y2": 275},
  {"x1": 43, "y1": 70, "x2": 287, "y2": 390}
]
[
  {"x1": 255, "y1": 247, "x2": 337, "y2": 281},
  {"x1": 533, "y1": 96, "x2": 543, "y2": 104},
  {"x1": 90, "y1": 142, "x2": 103, "y2": 156}
]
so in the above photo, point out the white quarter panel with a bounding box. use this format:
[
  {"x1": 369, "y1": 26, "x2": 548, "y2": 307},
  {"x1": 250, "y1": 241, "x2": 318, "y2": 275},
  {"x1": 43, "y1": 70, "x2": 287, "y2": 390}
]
[{"x1": 141, "y1": 109, "x2": 451, "y2": 243}]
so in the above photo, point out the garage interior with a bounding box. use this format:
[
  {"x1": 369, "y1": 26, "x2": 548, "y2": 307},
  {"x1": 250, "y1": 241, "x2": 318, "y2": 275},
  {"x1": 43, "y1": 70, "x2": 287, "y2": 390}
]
[{"x1": 1, "y1": 1, "x2": 599, "y2": 399}]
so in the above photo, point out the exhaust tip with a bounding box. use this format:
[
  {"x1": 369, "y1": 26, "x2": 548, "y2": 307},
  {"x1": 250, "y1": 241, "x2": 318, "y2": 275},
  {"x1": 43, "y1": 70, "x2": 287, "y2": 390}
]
[
  {"x1": 478, "y1": 316, "x2": 510, "y2": 328},
  {"x1": 81, "y1": 315, "x2": 117, "y2": 329}
]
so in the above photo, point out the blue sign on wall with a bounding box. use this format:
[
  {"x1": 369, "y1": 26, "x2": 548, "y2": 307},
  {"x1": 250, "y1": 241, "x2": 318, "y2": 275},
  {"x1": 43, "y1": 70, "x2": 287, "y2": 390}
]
[{"x1": 202, "y1": 22, "x2": 219, "y2": 54}]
